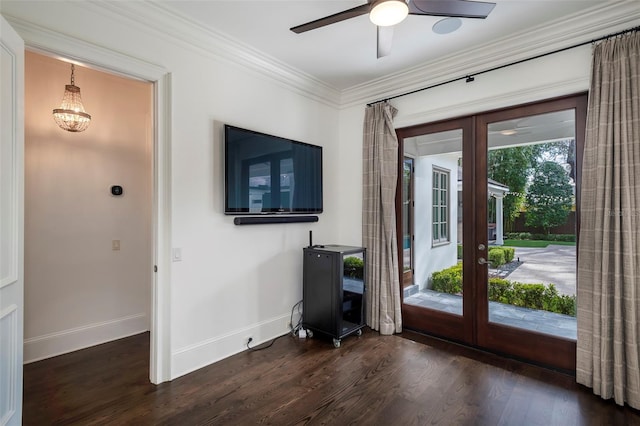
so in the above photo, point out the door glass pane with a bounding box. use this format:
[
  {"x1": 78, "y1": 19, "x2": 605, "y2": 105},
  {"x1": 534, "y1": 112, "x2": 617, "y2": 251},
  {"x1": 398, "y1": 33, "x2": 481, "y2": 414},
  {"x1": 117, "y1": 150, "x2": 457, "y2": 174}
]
[
  {"x1": 342, "y1": 251, "x2": 365, "y2": 331},
  {"x1": 403, "y1": 129, "x2": 463, "y2": 315},
  {"x1": 402, "y1": 158, "x2": 414, "y2": 288},
  {"x1": 486, "y1": 110, "x2": 577, "y2": 339}
]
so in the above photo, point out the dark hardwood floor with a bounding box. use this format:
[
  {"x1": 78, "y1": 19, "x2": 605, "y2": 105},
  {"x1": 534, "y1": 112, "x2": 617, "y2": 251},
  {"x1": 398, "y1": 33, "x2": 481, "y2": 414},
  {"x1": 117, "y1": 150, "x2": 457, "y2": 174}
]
[{"x1": 24, "y1": 329, "x2": 640, "y2": 425}]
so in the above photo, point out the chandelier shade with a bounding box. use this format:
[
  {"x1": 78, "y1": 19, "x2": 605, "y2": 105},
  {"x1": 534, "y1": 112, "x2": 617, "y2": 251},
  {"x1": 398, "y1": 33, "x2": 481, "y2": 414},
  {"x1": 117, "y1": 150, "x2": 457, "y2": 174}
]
[{"x1": 52, "y1": 64, "x2": 91, "y2": 132}]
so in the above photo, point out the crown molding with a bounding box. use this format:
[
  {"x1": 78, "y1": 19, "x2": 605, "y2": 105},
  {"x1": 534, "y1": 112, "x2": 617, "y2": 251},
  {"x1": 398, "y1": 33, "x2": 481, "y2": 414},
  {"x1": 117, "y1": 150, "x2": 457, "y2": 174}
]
[
  {"x1": 340, "y1": 1, "x2": 640, "y2": 108},
  {"x1": 74, "y1": 0, "x2": 341, "y2": 108},
  {"x1": 5, "y1": 1, "x2": 638, "y2": 110},
  {"x1": 3, "y1": 15, "x2": 167, "y2": 82}
]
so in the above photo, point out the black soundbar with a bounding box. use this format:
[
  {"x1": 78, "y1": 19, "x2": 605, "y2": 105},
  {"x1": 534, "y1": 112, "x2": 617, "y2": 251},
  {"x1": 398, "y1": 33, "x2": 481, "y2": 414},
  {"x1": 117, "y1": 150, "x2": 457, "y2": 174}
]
[{"x1": 233, "y1": 216, "x2": 319, "y2": 225}]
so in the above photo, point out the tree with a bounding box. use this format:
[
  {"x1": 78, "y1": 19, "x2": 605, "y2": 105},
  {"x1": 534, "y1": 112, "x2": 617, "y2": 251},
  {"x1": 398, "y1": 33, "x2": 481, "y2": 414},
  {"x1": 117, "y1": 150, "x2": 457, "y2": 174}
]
[
  {"x1": 487, "y1": 140, "x2": 575, "y2": 232},
  {"x1": 530, "y1": 140, "x2": 572, "y2": 166},
  {"x1": 487, "y1": 146, "x2": 534, "y2": 231},
  {"x1": 525, "y1": 161, "x2": 573, "y2": 235}
]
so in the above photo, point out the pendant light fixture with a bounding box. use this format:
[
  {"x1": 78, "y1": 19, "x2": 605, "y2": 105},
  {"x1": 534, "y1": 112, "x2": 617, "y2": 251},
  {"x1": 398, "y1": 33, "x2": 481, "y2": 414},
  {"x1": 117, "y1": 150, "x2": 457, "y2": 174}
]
[{"x1": 52, "y1": 64, "x2": 91, "y2": 132}]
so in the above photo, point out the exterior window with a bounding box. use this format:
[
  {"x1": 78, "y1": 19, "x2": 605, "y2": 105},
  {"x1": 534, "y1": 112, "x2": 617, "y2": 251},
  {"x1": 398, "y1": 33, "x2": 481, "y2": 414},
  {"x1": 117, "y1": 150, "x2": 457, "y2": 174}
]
[{"x1": 432, "y1": 167, "x2": 449, "y2": 245}]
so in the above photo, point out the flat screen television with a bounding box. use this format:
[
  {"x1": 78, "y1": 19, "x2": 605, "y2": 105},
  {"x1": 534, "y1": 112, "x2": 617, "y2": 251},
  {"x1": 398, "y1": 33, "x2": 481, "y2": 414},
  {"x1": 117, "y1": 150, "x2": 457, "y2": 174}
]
[{"x1": 224, "y1": 125, "x2": 323, "y2": 215}]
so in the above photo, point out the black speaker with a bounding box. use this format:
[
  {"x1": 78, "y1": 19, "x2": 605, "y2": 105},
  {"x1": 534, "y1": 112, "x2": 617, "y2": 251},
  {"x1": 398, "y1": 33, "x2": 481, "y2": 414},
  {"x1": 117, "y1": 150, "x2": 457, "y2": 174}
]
[{"x1": 233, "y1": 216, "x2": 319, "y2": 225}]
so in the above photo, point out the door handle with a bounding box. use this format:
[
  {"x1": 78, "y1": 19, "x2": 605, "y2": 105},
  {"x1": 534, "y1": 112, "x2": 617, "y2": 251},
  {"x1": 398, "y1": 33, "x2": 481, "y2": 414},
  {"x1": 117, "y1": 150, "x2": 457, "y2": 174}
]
[{"x1": 478, "y1": 257, "x2": 489, "y2": 265}]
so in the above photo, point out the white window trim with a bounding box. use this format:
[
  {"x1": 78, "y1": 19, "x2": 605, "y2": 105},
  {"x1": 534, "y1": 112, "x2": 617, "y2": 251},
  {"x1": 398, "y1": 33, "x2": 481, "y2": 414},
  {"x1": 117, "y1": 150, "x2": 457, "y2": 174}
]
[{"x1": 432, "y1": 166, "x2": 450, "y2": 246}]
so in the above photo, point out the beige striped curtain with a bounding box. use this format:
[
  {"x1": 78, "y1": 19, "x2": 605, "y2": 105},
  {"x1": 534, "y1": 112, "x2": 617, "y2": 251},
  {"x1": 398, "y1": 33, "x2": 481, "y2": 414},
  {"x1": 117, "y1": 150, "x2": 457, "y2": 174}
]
[
  {"x1": 576, "y1": 31, "x2": 640, "y2": 408},
  {"x1": 362, "y1": 102, "x2": 402, "y2": 335}
]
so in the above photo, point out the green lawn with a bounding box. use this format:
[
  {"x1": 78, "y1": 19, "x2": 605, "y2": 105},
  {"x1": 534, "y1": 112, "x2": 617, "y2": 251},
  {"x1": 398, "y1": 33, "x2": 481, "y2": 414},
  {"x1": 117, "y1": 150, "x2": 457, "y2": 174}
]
[{"x1": 503, "y1": 239, "x2": 576, "y2": 248}]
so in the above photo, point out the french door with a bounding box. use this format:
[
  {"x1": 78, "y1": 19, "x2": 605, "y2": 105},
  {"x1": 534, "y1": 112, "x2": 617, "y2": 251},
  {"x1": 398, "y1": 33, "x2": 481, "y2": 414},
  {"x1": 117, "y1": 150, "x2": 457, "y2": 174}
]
[{"x1": 397, "y1": 94, "x2": 587, "y2": 371}]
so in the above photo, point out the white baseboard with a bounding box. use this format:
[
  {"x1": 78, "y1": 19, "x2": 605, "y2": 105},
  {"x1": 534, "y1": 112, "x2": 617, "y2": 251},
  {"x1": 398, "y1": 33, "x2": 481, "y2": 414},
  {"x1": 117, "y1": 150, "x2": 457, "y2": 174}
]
[
  {"x1": 23, "y1": 313, "x2": 149, "y2": 363},
  {"x1": 171, "y1": 313, "x2": 295, "y2": 380}
]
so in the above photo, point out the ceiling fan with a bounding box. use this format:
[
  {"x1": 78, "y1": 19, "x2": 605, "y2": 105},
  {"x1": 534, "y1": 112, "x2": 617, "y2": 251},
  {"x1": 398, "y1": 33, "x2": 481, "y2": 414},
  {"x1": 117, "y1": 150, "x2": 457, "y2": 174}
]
[{"x1": 290, "y1": 0, "x2": 496, "y2": 58}]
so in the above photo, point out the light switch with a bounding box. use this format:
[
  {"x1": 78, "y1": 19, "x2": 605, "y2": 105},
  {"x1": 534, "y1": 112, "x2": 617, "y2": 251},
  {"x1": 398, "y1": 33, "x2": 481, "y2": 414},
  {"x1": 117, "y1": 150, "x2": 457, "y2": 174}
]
[
  {"x1": 112, "y1": 240, "x2": 121, "y2": 251},
  {"x1": 172, "y1": 248, "x2": 182, "y2": 262}
]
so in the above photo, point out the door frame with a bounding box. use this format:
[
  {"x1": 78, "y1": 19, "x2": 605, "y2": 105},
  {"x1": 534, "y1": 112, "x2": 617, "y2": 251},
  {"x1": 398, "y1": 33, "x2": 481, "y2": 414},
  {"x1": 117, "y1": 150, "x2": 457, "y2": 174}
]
[
  {"x1": 7, "y1": 18, "x2": 173, "y2": 384},
  {"x1": 396, "y1": 116, "x2": 475, "y2": 345},
  {"x1": 1, "y1": 15, "x2": 25, "y2": 426},
  {"x1": 473, "y1": 94, "x2": 587, "y2": 371},
  {"x1": 396, "y1": 93, "x2": 587, "y2": 371}
]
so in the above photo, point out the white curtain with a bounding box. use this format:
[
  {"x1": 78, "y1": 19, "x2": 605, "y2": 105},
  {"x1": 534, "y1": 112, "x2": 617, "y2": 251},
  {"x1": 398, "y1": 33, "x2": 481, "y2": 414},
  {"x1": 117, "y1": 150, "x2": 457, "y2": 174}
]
[
  {"x1": 576, "y1": 31, "x2": 640, "y2": 408},
  {"x1": 362, "y1": 102, "x2": 402, "y2": 335}
]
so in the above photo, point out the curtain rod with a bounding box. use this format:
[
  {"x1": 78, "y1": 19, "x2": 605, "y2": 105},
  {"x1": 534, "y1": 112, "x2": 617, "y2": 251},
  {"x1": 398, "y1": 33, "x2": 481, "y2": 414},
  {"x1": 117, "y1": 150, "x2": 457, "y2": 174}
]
[{"x1": 367, "y1": 25, "x2": 639, "y2": 107}]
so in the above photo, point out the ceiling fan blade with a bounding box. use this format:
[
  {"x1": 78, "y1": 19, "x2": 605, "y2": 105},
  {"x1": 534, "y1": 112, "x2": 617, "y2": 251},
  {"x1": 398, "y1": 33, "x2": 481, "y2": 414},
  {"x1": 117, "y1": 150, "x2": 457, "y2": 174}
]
[
  {"x1": 377, "y1": 26, "x2": 394, "y2": 58},
  {"x1": 290, "y1": 4, "x2": 372, "y2": 34},
  {"x1": 409, "y1": 0, "x2": 496, "y2": 19}
]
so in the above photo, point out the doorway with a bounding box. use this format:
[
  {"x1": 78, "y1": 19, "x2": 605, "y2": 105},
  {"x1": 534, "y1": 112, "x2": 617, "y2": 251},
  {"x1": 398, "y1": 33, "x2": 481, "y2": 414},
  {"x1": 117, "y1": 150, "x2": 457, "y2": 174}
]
[
  {"x1": 23, "y1": 52, "x2": 154, "y2": 369},
  {"x1": 397, "y1": 94, "x2": 587, "y2": 371}
]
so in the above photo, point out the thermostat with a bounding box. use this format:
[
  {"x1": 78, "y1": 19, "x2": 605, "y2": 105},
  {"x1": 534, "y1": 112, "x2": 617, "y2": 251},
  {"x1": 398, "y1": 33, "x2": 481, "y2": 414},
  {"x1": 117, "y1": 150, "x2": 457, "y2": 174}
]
[{"x1": 111, "y1": 185, "x2": 123, "y2": 196}]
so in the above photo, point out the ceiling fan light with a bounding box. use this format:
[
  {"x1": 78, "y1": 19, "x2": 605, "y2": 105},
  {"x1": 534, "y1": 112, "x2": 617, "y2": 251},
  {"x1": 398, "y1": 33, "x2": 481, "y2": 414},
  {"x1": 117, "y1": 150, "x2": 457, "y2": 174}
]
[{"x1": 370, "y1": 0, "x2": 409, "y2": 27}]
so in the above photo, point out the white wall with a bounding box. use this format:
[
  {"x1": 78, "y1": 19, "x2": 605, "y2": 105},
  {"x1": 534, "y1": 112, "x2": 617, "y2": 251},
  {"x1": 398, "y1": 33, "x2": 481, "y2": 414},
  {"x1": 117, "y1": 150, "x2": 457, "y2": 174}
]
[
  {"x1": 161, "y1": 36, "x2": 340, "y2": 380},
  {"x1": 335, "y1": 106, "x2": 366, "y2": 246},
  {"x1": 414, "y1": 153, "x2": 459, "y2": 290},
  {"x1": 1, "y1": 2, "x2": 340, "y2": 379},
  {"x1": 23, "y1": 51, "x2": 153, "y2": 362}
]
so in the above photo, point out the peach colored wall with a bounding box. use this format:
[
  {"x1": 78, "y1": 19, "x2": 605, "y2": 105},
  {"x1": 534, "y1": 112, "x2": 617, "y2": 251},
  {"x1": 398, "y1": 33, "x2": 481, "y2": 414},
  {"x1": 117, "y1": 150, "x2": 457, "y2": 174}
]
[{"x1": 23, "y1": 51, "x2": 152, "y2": 362}]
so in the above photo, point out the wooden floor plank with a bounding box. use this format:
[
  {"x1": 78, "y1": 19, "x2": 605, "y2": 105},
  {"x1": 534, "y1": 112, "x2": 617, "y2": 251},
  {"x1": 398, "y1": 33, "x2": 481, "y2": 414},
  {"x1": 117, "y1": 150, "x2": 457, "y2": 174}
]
[{"x1": 23, "y1": 329, "x2": 640, "y2": 425}]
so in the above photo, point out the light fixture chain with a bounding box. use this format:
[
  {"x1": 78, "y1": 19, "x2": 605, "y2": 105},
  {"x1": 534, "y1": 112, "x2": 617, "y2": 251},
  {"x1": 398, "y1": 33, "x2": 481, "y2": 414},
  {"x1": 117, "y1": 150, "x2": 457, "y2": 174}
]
[{"x1": 70, "y1": 64, "x2": 75, "y2": 85}]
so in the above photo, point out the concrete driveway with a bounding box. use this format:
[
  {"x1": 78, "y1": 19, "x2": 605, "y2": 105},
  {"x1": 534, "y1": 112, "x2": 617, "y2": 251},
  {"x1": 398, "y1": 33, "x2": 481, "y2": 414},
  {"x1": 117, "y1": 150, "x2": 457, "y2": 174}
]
[{"x1": 504, "y1": 245, "x2": 576, "y2": 296}]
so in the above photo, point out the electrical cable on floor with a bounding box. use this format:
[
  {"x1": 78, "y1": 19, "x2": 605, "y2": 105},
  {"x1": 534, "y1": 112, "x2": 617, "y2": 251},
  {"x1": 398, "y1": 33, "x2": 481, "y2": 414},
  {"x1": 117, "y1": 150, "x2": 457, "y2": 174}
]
[
  {"x1": 246, "y1": 335, "x2": 282, "y2": 351},
  {"x1": 247, "y1": 300, "x2": 304, "y2": 352},
  {"x1": 290, "y1": 299, "x2": 303, "y2": 337}
]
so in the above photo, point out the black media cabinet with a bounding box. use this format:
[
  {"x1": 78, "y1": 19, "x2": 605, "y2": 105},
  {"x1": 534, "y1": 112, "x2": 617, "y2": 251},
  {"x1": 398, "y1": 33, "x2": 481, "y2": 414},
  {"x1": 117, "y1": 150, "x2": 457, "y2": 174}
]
[{"x1": 302, "y1": 245, "x2": 366, "y2": 348}]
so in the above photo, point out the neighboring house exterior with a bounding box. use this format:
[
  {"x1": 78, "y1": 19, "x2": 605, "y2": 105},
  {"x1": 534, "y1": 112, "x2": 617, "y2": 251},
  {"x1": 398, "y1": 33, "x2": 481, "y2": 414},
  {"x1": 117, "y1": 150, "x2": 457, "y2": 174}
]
[
  {"x1": 411, "y1": 155, "x2": 509, "y2": 293},
  {"x1": 413, "y1": 152, "x2": 459, "y2": 293}
]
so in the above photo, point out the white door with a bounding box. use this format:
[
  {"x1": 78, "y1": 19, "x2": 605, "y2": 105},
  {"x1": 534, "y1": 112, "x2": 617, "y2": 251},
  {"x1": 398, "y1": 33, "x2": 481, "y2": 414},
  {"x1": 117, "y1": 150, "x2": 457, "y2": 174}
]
[{"x1": 0, "y1": 15, "x2": 24, "y2": 426}]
